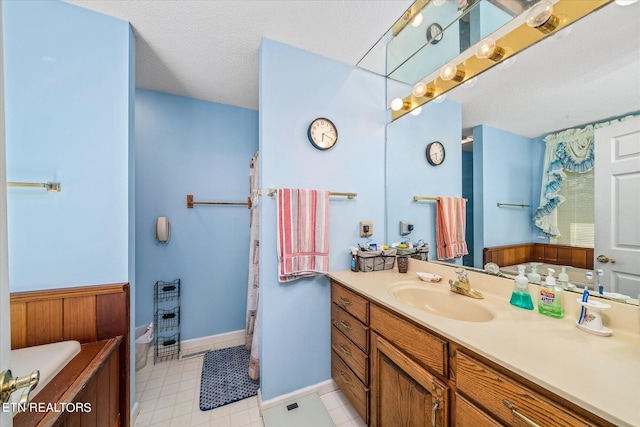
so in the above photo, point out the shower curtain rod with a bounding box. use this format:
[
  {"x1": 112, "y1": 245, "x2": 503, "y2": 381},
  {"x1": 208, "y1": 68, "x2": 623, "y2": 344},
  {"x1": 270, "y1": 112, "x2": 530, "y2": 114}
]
[
  {"x1": 261, "y1": 188, "x2": 357, "y2": 199},
  {"x1": 186, "y1": 194, "x2": 251, "y2": 209}
]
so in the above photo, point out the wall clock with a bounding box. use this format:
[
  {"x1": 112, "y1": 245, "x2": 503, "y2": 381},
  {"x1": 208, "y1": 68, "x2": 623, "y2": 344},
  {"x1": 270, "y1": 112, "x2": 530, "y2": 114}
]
[
  {"x1": 307, "y1": 117, "x2": 338, "y2": 150},
  {"x1": 426, "y1": 23, "x2": 443, "y2": 44},
  {"x1": 426, "y1": 141, "x2": 445, "y2": 166}
]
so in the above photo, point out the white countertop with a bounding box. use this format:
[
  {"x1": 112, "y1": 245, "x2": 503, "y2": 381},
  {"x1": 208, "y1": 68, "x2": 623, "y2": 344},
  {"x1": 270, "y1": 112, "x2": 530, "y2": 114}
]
[{"x1": 329, "y1": 259, "x2": 640, "y2": 427}]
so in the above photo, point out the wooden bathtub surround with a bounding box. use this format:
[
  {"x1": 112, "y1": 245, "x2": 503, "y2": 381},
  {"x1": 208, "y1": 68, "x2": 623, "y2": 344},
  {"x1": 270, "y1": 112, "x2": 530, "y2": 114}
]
[
  {"x1": 9, "y1": 283, "x2": 130, "y2": 426},
  {"x1": 483, "y1": 242, "x2": 594, "y2": 270}
]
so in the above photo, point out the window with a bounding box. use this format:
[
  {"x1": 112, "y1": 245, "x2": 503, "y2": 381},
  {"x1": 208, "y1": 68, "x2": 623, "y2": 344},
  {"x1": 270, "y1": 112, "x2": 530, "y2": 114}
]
[{"x1": 554, "y1": 169, "x2": 594, "y2": 247}]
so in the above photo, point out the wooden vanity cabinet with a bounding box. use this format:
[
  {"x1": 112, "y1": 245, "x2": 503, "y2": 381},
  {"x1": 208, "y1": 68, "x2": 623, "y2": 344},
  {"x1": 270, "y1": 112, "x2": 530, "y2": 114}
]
[
  {"x1": 330, "y1": 279, "x2": 613, "y2": 427},
  {"x1": 331, "y1": 281, "x2": 370, "y2": 423},
  {"x1": 370, "y1": 332, "x2": 448, "y2": 427}
]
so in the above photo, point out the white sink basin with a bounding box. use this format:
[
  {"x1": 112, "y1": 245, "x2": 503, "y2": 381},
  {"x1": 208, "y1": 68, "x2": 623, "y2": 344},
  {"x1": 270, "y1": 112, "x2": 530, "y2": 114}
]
[{"x1": 389, "y1": 282, "x2": 495, "y2": 323}]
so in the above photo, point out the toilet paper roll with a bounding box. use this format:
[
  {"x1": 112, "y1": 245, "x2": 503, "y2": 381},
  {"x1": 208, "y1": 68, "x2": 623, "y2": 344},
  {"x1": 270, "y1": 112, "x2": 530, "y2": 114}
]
[{"x1": 156, "y1": 217, "x2": 170, "y2": 243}]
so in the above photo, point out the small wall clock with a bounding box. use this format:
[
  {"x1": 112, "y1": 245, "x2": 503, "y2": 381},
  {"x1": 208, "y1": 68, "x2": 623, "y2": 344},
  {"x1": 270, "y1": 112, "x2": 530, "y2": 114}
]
[
  {"x1": 307, "y1": 118, "x2": 338, "y2": 150},
  {"x1": 427, "y1": 23, "x2": 443, "y2": 44},
  {"x1": 426, "y1": 141, "x2": 446, "y2": 166}
]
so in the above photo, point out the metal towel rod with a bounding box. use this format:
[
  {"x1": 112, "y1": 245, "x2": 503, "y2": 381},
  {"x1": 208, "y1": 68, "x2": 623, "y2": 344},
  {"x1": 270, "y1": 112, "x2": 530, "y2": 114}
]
[
  {"x1": 263, "y1": 188, "x2": 357, "y2": 199},
  {"x1": 7, "y1": 182, "x2": 61, "y2": 192},
  {"x1": 413, "y1": 196, "x2": 467, "y2": 202},
  {"x1": 186, "y1": 194, "x2": 251, "y2": 209},
  {"x1": 497, "y1": 203, "x2": 532, "y2": 208}
]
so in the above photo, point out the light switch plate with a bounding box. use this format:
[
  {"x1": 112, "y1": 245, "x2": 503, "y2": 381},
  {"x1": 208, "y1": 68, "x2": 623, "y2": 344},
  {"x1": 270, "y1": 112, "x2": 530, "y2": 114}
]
[{"x1": 360, "y1": 221, "x2": 373, "y2": 237}]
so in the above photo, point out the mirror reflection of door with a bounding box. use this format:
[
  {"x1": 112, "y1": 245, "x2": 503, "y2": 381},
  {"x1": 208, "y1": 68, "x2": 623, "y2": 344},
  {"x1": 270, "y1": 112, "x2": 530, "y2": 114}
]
[{"x1": 594, "y1": 117, "x2": 640, "y2": 297}]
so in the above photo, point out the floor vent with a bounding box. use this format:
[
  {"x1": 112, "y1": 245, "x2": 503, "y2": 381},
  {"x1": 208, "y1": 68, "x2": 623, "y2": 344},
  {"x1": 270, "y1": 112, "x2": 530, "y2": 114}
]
[{"x1": 179, "y1": 349, "x2": 211, "y2": 360}]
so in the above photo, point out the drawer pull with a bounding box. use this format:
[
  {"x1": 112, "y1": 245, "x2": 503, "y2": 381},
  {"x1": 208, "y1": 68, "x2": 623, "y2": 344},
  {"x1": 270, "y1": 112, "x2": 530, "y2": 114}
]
[
  {"x1": 503, "y1": 399, "x2": 540, "y2": 427},
  {"x1": 339, "y1": 297, "x2": 353, "y2": 307},
  {"x1": 338, "y1": 344, "x2": 352, "y2": 356},
  {"x1": 339, "y1": 371, "x2": 352, "y2": 386},
  {"x1": 431, "y1": 397, "x2": 440, "y2": 427},
  {"x1": 339, "y1": 320, "x2": 352, "y2": 331}
]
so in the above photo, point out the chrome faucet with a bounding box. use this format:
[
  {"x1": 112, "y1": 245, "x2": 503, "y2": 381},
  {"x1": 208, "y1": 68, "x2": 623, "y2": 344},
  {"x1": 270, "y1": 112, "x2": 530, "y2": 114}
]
[{"x1": 449, "y1": 267, "x2": 484, "y2": 299}]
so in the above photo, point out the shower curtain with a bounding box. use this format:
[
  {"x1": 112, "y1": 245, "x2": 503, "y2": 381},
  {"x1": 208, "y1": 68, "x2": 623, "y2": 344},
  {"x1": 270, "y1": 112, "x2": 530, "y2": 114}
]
[{"x1": 246, "y1": 151, "x2": 260, "y2": 380}]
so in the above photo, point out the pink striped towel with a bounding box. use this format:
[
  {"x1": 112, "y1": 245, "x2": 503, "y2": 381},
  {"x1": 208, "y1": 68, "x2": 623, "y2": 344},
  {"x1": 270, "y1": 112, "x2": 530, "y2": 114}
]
[
  {"x1": 436, "y1": 197, "x2": 468, "y2": 260},
  {"x1": 277, "y1": 189, "x2": 330, "y2": 282}
]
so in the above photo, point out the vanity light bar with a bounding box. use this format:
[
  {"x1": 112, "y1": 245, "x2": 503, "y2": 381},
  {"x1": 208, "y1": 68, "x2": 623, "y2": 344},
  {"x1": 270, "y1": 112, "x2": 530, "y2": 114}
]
[{"x1": 392, "y1": 0, "x2": 612, "y2": 121}]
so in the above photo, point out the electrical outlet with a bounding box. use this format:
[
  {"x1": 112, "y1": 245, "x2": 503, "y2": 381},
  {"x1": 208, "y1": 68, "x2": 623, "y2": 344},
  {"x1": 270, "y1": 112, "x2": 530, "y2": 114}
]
[
  {"x1": 400, "y1": 221, "x2": 413, "y2": 236},
  {"x1": 360, "y1": 221, "x2": 373, "y2": 237}
]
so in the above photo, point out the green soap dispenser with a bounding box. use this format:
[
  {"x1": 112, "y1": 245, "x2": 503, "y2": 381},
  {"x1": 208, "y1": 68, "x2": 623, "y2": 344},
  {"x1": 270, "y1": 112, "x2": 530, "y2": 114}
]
[
  {"x1": 538, "y1": 268, "x2": 564, "y2": 318},
  {"x1": 510, "y1": 265, "x2": 534, "y2": 310}
]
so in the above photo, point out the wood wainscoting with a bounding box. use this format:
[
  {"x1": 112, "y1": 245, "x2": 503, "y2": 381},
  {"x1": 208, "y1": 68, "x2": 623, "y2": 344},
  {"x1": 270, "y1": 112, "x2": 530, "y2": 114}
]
[
  {"x1": 483, "y1": 243, "x2": 594, "y2": 270},
  {"x1": 9, "y1": 283, "x2": 130, "y2": 426}
]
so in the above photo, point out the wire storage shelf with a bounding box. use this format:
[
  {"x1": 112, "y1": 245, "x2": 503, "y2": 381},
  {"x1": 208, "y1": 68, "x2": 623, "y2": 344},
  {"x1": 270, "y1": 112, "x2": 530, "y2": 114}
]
[{"x1": 154, "y1": 279, "x2": 181, "y2": 364}]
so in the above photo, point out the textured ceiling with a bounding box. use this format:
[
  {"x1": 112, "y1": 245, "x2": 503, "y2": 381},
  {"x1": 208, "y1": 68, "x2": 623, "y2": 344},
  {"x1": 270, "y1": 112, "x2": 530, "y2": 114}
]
[
  {"x1": 64, "y1": 0, "x2": 639, "y2": 138},
  {"x1": 64, "y1": 0, "x2": 413, "y2": 111}
]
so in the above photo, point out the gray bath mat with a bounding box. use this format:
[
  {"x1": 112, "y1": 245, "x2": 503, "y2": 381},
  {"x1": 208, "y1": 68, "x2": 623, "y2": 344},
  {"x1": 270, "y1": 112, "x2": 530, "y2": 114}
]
[{"x1": 199, "y1": 345, "x2": 260, "y2": 411}]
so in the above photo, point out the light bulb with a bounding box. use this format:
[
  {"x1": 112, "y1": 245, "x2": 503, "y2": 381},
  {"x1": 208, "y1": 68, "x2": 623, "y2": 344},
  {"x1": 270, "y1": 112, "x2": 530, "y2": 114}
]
[
  {"x1": 391, "y1": 98, "x2": 411, "y2": 111},
  {"x1": 462, "y1": 77, "x2": 477, "y2": 89},
  {"x1": 433, "y1": 94, "x2": 446, "y2": 104},
  {"x1": 497, "y1": 56, "x2": 517, "y2": 70},
  {"x1": 439, "y1": 63, "x2": 465, "y2": 82},
  {"x1": 526, "y1": 0, "x2": 559, "y2": 34},
  {"x1": 390, "y1": 98, "x2": 404, "y2": 111},
  {"x1": 433, "y1": 0, "x2": 445, "y2": 5},
  {"x1": 475, "y1": 39, "x2": 506, "y2": 62},
  {"x1": 615, "y1": 0, "x2": 638, "y2": 5},
  {"x1": 410, "y1": 106, "x2": 423, "y2": 116},
  {"x1": 413, "y1": 82, "x2": 427, "y2": 97},
  {"x1": 411, "y1": 12, "x2": 423, "y2": 27}
]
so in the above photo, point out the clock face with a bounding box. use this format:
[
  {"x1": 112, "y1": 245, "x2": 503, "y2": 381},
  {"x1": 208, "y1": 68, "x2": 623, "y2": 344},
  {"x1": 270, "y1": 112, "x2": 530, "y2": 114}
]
[
  {"x1": 308, "y1": 118, "x2": 338, "y2": 150},
  {"x1": 427, "y1": 23, "x2": 443, "y2": 44},
  {"x1": 426, "y1": 141, "x2": 445, "y2": 166}
]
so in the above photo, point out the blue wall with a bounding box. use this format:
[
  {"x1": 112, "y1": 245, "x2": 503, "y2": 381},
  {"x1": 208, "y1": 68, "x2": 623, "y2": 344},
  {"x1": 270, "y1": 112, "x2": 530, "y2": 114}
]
[
  {"x1": 259, "y1": 38, "x2": 386, "y2": 399},
  {"x1": 386, "y1": 99, "x2": 462, "y2": 255},
  {"x1": 3, "y1": 0, "x2": 133, "y2": 291},
  {"x1": 472, "y1": 125, "x2": 535, "y2": 266},
  {"x1": 135, "y1": 89, "x2": 258, "y2": 340}
]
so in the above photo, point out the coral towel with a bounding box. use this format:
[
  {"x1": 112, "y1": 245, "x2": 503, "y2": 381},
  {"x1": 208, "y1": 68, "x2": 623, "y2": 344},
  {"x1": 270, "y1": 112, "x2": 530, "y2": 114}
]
[
  {"x1": 277, "y1": 189, "x2": 330, "y2": 282},
  {"x1": 436, "y1": 197, "x2": 468, "y2": 260}
]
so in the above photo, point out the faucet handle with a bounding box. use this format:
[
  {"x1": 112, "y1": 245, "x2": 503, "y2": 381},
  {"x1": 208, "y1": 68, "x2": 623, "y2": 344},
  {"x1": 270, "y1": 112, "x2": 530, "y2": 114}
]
[{"x1": 0, "y1": 369, "x2": 40, "y2": 408}]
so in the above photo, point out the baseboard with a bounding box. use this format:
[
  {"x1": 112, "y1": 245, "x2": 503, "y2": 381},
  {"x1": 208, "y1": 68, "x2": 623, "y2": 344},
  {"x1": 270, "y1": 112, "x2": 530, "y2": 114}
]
[
  {"x1": 179, "y1": 329, "x2": 245, "y2": 358},
  {"x1": 130, "y1": 401, "x2": 140, "y2": 427},
  {"x1": 258, "y1": 379, "x2": 338, "y2": 411}
]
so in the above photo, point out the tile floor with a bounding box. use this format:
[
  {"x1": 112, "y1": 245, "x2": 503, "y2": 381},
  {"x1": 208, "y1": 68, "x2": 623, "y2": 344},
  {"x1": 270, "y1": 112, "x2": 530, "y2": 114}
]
[{"x1": 134, "y1": 350, "x2": 366, "y2": 427}]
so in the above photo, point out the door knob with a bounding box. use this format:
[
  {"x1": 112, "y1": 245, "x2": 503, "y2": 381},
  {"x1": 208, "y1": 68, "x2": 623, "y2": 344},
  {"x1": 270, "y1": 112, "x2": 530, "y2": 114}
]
[
  {"x1": 597, "y1": 254, "x2": 616, "y2": 264},
  {"x1": 0, "y1": 369, "x2": 40, "y2": 408}
]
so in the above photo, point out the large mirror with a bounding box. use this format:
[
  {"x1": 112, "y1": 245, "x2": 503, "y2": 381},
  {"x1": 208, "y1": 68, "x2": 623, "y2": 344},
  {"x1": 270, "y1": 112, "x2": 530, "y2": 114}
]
[{"x1": 383, "y1": 1, "x2": 640, "y2": 301}]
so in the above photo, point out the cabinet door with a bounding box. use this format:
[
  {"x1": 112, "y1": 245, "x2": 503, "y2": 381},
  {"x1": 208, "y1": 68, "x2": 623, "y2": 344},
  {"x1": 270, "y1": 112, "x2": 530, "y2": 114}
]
[{"x1": 371, "y1": 333, "x2": 449, "y2": 427}]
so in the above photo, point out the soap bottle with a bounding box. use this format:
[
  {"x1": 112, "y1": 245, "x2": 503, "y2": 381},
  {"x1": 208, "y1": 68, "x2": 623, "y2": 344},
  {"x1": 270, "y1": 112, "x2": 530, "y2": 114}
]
[
  {"x1": 558, "y1": 266, "x2": 569, "y2": 289},
  {"x1": 528, "y1": 263, "x2": 541, "y2": 284},
  {"x1": 509, "y1": 265, "x2": 534, "y2": 310},
  {"x1": 538, "y1": 268, "x2": 564, "y2": 318}
]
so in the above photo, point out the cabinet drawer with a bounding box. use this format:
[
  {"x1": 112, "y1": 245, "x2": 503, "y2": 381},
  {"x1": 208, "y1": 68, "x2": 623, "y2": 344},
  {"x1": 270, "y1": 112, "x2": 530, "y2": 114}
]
[
  {"x1": 332, "y1": 350, "x2": 369, "y2": 424},
  {"x1": 331, "y1": 326, "x2": 368, "y2": 385},
  {"x1": 331, "y1": 303, "x2": 368, "y2": 352},
  {"x1": 455, "y1": 393, "x2": 504, "y2": 427},
  {"x1": 370, "y1": 304, "x2": 448, "y2": 377},
  {"x1": 456, "y1": 352, "x2": 596, "y2": 427},
  {"x1": 331, "y1": 281, "x2": 369, "y2": 324}
]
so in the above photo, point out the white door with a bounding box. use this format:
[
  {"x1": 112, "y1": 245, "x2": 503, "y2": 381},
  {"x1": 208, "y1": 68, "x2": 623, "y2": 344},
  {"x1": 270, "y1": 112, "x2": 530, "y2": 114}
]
[
  {"x1": 594, "y1": 117, "x2": 640, "y2": 298},
  {"x1": 1, "y1": 4, "x2": 14, "y2": 425}
]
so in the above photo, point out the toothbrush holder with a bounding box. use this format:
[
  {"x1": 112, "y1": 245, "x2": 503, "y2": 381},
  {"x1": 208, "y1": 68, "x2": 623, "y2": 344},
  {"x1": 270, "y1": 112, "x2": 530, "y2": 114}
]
[{"x1": 576, "y1": 299, "x2": 612, "y2": 336}]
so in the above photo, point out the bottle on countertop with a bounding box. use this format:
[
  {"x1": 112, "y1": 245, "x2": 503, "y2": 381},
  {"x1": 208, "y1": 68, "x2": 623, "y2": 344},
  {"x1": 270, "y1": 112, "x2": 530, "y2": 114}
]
[
  {"x1": 558, "y1": 266, "x2": 569, "y2": 289},
  {"x1": 510, "y1": 265, "x2": 534, "y2": 310},
  {"x1": 538, "y1": 268, "x2": 564, "y2": 318},
  {"x1": 527, "y1": 263, "x2": 541, "y2": 284}
]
